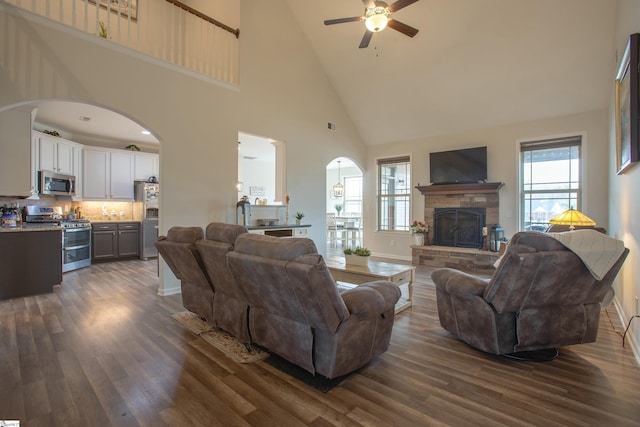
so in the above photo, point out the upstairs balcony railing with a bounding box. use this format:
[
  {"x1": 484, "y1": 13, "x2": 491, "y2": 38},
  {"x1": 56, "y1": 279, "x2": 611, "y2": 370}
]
[{"x1": 2, "y1": 0, "x2": 240, "y2": 86}]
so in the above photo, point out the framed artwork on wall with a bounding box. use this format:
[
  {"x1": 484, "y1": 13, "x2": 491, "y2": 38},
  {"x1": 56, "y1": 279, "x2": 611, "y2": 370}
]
[{"x1": 615, "y1": 33, "x2": 639, "y2": 175}]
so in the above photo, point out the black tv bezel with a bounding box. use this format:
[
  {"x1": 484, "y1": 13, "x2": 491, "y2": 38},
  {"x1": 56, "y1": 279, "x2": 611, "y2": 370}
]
[{"x1": 429, "y1": 146, "x2": 488, "y2": 185}]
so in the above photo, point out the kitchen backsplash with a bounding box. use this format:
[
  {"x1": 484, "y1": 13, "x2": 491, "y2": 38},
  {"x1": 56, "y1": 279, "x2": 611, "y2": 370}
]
[{"x1": 0, "y1": 197, "x2": 134, "y2": 221}]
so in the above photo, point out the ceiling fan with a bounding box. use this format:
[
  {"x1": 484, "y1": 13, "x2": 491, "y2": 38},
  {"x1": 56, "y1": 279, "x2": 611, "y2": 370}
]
[{"x1": 324, "y1": 0, "x2": 420, "y2": 48}]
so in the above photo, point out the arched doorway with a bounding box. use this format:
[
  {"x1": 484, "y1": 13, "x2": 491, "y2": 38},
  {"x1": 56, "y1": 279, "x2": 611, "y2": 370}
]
[
  {"x1": 326, "y1": 157, "x2": 363, "y2": 256},
  {"x1": 0, "y1": 99, "x2": 160, "y2": 267}
]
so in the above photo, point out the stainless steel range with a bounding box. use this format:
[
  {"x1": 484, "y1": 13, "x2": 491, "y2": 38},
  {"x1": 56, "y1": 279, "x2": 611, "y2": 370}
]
[{"x1": 25, "y1": 206, "x2": 92, "y2": 272}]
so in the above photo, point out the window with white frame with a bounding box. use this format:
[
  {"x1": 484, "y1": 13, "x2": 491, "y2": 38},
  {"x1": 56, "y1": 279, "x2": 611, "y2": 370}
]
[
  {"x1": 343, "y1": 176, "x2": 362, "y2": 216},
  {"x1": 377, "y1": 156, "x2": 411, "y2": 232},
  {"x1": 520, "y1": 136, "x2": 582, "y2": 232}
]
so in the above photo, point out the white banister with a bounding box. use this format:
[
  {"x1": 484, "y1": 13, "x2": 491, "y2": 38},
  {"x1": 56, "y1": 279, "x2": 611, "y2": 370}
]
[{"x1": 1, "y1": 0, "x2": 240, "y2": 87}]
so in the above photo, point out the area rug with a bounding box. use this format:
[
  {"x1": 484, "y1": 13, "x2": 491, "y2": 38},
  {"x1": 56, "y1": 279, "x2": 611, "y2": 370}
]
[
  {"x1": 171, "y1": 311, "x2": 213, "y2": 335},
  {"x1": 263, "y1": 353, "x2": 350, "y2": 393},
  {"x1": 200, "y1": 328, "x2": 269, "y2": 364}
]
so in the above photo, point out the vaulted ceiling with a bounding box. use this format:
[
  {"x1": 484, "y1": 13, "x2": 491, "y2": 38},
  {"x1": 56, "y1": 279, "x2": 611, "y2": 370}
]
[
  {"x1": 32, "y1": 1, "x2": 618, "y2": 154},
  {"x1": 286, "y1": 0, "x2": 618, "y2": 145}
]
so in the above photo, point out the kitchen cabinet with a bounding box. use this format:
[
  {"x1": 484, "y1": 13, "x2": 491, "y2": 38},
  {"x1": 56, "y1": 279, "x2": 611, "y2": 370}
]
[
  {"x1": 83, "y1": 149, "x2": 109, "y2": 199},
  {"x1": 110, "y1": 152, "x2": 134, "y2": 199},
  {"x1": 117, "y1": 222, "x2": 140, "y2": 257},
  {"x1": 83, "y1": 148, "x2": 134, "y2": 200},
  {"x1": 38, "y1": 134, "x2": 75, "y2": 175},
  {"x1": 133, "y1": 153, "x2": 159, "y2": 181},
  {"x1": 0, "y1": 228, "x2": 62, "y2": 299},
  {"x1": 92, "y1": 223, "x2": 117, "y2": 260},
  {"x1": 92, "y1": 222, "x2": 140, "y2": 260},
  {"x1": 32, "y1": 131, "x2": 83, "y2": 199}
]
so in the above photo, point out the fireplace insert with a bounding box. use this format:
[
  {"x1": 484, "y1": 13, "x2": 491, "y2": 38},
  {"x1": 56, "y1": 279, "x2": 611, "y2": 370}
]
[{"x1": 433, "y1": 208, "x2": 485, "y2": 249}]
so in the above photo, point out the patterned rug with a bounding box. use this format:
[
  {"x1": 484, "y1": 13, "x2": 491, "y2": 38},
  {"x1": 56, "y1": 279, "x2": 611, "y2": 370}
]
[
  {"x1": 171, "y1": 311, "x2": 269, "y2": 364},
  {"x1": 171, "y1": 311, "x2": 213, "y2": 334},
  {"x1": 200, "y1": 329, "x2": 269, "y2": 364}
]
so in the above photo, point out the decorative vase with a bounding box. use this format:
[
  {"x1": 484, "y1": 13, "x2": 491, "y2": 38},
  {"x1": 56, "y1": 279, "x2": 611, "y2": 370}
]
[
  {"x1": 295, "y1": 219, "x2": 301, "y2": 225},
  {"x1": 413, "y1": 233, "x2": 425, "y2": 246},
  {"x1": 345, "y1": 254, "x2": 369, "y2": 267}
]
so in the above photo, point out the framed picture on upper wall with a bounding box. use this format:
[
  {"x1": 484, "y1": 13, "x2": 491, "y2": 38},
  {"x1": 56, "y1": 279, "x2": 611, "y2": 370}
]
[
  {"x1": 89, "y1": 0, "x2": 137, "y2": 21},
  {"x1": 615, "y1": 33, "x2": 639, "y2": 175}
]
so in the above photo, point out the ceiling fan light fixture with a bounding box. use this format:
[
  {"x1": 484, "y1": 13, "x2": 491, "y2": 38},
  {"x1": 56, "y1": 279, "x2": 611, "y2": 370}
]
[{"x1": 365, "y1": 7, "x2": 389, "y2": 32}]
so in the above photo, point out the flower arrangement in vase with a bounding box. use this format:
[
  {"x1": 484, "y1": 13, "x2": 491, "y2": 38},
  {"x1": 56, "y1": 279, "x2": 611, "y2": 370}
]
[
  {"x1": 295, "y1": 211, "x2": 304, "y2": 225},
  {"x1": 410, "y1": 220, "x2": 428, "y2": 246}
]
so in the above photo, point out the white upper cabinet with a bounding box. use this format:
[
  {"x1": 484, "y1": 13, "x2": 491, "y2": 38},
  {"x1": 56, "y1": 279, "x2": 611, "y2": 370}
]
[
  {"x1": 83, "y1": 147, "x2": 134, "y2": 200},
  {"x1": 133, "y1": 153, "x2": 159, "y2": 181},
  {"x1": 83, "y1": 148, "x2": 109, "y2": 199},
  {"x1": 110, "y1": 152, "x2": 134, "y2": 200},
  {"x1": 36, "y1": 132, "x2": 78, "y2": 176}
]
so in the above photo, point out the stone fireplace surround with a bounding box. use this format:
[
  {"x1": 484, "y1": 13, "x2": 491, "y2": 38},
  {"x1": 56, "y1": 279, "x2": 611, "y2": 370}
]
[{"x1": 412, "y1": 182, "x2": 504, "y2": 273}]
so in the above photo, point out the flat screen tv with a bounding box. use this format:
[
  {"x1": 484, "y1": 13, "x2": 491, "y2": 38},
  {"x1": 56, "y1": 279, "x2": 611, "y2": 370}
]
[{"x1": 429, "y1": 146, "x2": 487, "y2": 184}]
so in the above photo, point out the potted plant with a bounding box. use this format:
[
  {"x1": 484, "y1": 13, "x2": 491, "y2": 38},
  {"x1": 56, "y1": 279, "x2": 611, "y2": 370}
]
[
  {"x1": 343, "y1": 246, "x2": 371, "y2": 267},
  {"x1": 410, "y1": 220, "x2": 428, "y2": 246},
  {"x1": 335, "y1": 204, "x2": 342, "y2": 216},
  {"x1": 295, "y1": 211, "x2": 304, "y2": 225}
]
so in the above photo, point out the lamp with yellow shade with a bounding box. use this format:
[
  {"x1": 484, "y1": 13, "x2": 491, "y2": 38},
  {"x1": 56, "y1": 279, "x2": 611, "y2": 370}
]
[{"x1": 548, "y1": 208, "x2": 596, "y2": 231}]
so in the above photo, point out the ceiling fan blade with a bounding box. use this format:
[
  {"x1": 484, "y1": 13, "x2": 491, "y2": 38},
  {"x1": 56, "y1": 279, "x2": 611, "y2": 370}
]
[
  {"x1": 362, "y1": 0, "x2": 376, "y2": 8},
  {"x1": 324, "y1": 16, "x2": 363, "y2": 25},
  {"x1": 387, "y1": 19, "x2": 419, "y2": 37},
  {"x1": 388, "y1": 0, "x2": 419, "y2": 13},
  {"x1": 359, "y1": 30, "x2": 373, "y2": 48}
]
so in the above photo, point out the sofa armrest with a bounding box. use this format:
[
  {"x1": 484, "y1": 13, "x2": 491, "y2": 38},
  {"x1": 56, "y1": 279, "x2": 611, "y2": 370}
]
[
  {"x1": 341, "y1": 284, "x2": 394, "y2": 317},
  {"x1": 357, "y1": 281, "x2": 401, "y2": 308},
  {"x1": 432, "y1": 268, "x2": 489, "y2": 298}
]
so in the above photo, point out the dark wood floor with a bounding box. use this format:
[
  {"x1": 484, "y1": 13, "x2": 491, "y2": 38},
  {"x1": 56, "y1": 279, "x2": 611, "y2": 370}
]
[{"x1": 1, "y1": 256, "x2": 640, "y2": 426}]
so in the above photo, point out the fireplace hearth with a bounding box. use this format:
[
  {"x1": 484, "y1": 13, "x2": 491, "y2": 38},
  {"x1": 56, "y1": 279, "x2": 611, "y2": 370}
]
[{"x1": 434, "y1": 208, "x2": 485, "y2": 249}]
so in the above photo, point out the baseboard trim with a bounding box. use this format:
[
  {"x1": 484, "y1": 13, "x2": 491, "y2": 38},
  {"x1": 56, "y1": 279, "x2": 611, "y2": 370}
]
[{"x1": 612, "y1": 298, "x2": 640, "y2": 367}]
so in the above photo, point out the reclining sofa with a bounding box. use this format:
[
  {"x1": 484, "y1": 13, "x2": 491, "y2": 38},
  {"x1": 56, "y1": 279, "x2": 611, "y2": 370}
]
[
  {"x1": 227, "y1": 233, "x2": 401, "y2": 378},
  {"x1": 157, "y1": 225, "x2": 401, "y2": 378},
  {"x1": 155, "y1": 223, "x2": 249, "y2": 342}
]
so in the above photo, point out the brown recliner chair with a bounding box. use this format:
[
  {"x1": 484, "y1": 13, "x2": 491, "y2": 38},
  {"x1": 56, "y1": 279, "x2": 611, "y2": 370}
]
[
  {"x1": 433, "y1": 231, "x2": 628, "y2": 360},
  {"x1": 155, "y1": 226, "x2": 215, "y2": 321},
  {"x1": 195, "y1": 222, "x2": 250, "y2": 343},
  {"x1": 227, "y1": 233, "x2": 401, "y2": 378}
]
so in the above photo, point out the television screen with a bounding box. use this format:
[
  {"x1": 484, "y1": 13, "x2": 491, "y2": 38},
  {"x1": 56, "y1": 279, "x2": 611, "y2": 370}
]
[{"x1": 429, "y1": 146, "x2": 487, "y2": 184}]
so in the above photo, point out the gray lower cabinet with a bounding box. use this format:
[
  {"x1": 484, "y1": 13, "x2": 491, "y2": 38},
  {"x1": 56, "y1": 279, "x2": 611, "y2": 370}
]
[
  {"x1": 92, "y1": 222, "x2": 140, "y2": 260},
  {"x1": 0, "y1": 229, "x2": 62, "y2": 299}
]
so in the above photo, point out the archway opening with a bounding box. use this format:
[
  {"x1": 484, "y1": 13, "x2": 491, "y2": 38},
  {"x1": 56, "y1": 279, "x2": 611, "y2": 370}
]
[{"x1": 326, "y1": 157, "x2": 363, "y2": 256}]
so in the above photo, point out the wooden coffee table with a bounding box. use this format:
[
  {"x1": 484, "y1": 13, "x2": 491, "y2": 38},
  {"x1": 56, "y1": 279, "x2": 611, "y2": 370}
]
[{"x1": 326, "y1": 258, "x2": 415, "y2": 314}]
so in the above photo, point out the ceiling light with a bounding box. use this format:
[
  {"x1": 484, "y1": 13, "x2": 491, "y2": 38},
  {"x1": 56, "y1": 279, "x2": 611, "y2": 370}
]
[
  {"x1": 332, "y1": 160, "x2": 344, "y2": 198},
  {"x1": 141, "y1": 130, "x2": 151, "y2": 135},
  {"x1": 365, "y1": 6, "x2": 389, "y2": 32}
]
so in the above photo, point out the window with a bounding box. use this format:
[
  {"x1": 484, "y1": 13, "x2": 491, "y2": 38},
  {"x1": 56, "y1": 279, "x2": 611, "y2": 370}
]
[
  {"x1": 520, "y1": 136, "x2": 582, "y2": 232},
  {"x1": 343, "y1": 176, "x2": 362, "y2": 216},
  {"x1": 377, "y1": 156, "x2": 411, "y2": 232}
]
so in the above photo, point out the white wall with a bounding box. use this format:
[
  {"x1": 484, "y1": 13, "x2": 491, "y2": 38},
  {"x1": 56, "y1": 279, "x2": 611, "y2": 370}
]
[
  {"x1": 0, "y1": 0, "x2": 366, "y2": 294},
  {"x1": 365, "y1": 109, "x2": 610, "y2": 260},
  {"x1": 608, "y1": 0, "x2": 640, "y2": 363}
]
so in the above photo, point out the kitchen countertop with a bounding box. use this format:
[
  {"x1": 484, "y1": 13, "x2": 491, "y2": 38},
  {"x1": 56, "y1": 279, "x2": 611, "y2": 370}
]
[
  {"x1": 0, "y1": 223, "x2": 62, "y2": 233},
  {"x1": 247, "y1": 224, "x2": 311, "y2": 230},
  {"x1": 90, "y1": 220, "x2": 140, "y2": 223}
]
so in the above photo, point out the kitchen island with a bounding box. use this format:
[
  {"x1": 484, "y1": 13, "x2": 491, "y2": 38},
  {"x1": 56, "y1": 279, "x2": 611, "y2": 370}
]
[{"x1": 0, "y1": 225, "x2": 62, "y2": 299}]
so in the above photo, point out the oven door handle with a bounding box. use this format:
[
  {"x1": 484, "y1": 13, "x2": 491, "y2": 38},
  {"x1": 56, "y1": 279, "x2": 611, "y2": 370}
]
[
  {"x1": 63, "y1": 244, "x2": 91, "y2": 251},
  {"x1": 63, "y1": 228, "x2": 91, "y2": 233}
]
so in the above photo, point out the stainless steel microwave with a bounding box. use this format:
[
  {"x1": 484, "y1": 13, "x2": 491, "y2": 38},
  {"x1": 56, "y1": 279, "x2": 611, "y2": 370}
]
[{"x1": 38, "y1": 170, "x2": 76, "y2": 196}]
